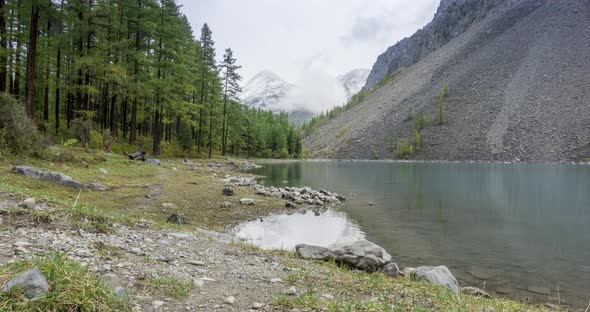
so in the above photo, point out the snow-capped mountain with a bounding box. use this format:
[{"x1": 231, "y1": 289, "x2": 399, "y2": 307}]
[
  {"x1": 240, "y1": 70, "x2": 294, "y2": 112},
  {"x1": 240, "y1": 69, "x2": 369, "y2": 125},
  {"x1": 337, "y1": 68, "x2": 370, "y2": 100}
]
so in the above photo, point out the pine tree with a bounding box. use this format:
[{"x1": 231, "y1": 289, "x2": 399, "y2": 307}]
[
  {"x1": 197, "y1": 23, "x2": 215, "y2": 154},
  {"x1": 219, "y1": 48, "x2": 241, "y2": 156}
]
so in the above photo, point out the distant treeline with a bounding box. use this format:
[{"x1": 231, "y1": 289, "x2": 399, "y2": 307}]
[{"x1": 0, "y1": 0, "x2": 301, "y2": 158}]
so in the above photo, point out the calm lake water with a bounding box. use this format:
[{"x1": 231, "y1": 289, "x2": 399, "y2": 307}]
[{"x1": 237, "y1": 161, "x2": 590, "y2": 306}]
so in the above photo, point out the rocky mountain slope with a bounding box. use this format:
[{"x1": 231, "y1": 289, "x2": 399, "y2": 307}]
[
  {"x1": 364, "y1": 0, "x2": 508, "y2": 90},
  {"x1": 304, "y1": 0, "x2": 590, "y2": 162},
  {"x1": 338, "y1": 69, "x2": 370, "y2": 100}
]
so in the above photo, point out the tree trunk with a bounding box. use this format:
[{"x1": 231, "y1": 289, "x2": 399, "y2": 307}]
[
  {"x1": 152, "y1": 106, "x2": 161, "y2": 156},
  {"x1": 110, "y1": 94, "x2": 117, "y2": 137},
  {"x1": 208, "y1": 97, "x2": 214, "y2": 158},
  {"x1": 122, "y1": 96, "x2": 128, "y2": 139},
  {"x1": 24, "y1": 3, "x2": 39, "y2": 122},
  {"x1": 221, "y1": 78, "x2": 228, "y2": 155},
  {"x1": 0, "y1": 0, "x2": 7, "y2": 92},
  {"x1": 130, "y1": 0, "x2": 141, "y2": 145},
  {"x1": 13, "y1": 6, "x2": 21, "y2": 98},
  {"x1": 130, "y1": 96, "x2": 137, "y2": 144},
  {"x1": 55, "y1": 47, "x2": 61, "y2": 133}
]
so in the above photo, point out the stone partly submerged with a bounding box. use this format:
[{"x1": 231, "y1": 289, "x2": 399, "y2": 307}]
[
  {"x1": 330, "y1": 240, "x2": 392, "y2": 272},
  {"x1": 295, "y1": 245, "x2": 333, "y2": 261},
  {"x1": 295, "y1": 240, "x2": 397, "y2": 274},
  {"x1": 413, "y1": 265, "x2": 460, "y2": 293},
  {"x1": 1, "y1": 267, "x2": 49, "y2": 299},
  {"x1": 296, "y1": 241, "x2": 461, "y2": 292},
  {"x1": 13, "y1": 166, "x2": 85, "y2": 190}
]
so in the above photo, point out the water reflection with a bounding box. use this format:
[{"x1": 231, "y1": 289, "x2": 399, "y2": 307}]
[
  {"x1": 234, "y1": 209, "x2": 364, "y2": 250},
  {"x1": 248, "y1": 161, "x2": 590, "y2": 307}
]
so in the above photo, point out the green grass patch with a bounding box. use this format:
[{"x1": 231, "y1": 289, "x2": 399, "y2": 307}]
[
  {"x1": 0, "y1": 253, "x2": 131, "y2": 312},
  {"x1": 272, "y1": 259, "x2": 553, "y2": 312}
]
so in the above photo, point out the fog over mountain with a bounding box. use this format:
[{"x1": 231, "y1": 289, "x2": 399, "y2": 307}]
[{"x1": 240, "y1": 68, "x2": 369, "y2": 124}]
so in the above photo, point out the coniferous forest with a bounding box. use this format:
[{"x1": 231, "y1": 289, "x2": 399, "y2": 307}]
[{"x1": 0, "y1": 0, "x2": 302, "y2": 158}]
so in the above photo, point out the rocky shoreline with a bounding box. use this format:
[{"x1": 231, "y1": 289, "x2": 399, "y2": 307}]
[{"x1": 0, "y1": 155, "x2": 561, "y2": 311}]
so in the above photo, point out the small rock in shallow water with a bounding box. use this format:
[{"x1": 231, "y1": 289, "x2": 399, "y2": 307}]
[
  {"x1": 1, "y1": 267, "x2": 49, "y2": 299},
  {"x1": 220, "y1": 201, "x2": 232, "y2": 208},
  {"x1": 414, "y1": 266, "x2": 460, "y2": 293},
  {"x1": 381, "y1": 262, "x2": 400, "y2": 276}
]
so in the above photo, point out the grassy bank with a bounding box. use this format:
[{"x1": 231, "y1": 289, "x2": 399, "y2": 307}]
[{"x1": 0, "y1": 147, "x2": 283, "y2": 232}]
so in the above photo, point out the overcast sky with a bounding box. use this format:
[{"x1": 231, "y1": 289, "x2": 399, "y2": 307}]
[{"x1": 180, "y1": 0, "x2": 440, "y2": 84}]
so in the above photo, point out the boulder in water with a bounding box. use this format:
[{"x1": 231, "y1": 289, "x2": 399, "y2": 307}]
[
  {"x1": 414, "y1": 265, "x2": 460, "y2": 293},
  {"x1": 295, "y1": 244, "x2": 334, "y2": 261},
  {"x1": 330, "y1": 240, "x2": 392, "y2": 272}
]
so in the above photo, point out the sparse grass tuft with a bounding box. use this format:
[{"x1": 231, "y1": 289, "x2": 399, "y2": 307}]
[
  {"x1": 0, "y1": 253, "x2": 131, "y2": 311},
  {"x1": 139, "y1": 275, "x2": 193, "y2": 299}
]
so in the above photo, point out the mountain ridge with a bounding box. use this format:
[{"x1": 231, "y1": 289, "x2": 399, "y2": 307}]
[{"x1": 304, "y1": 0, "x2": 590, "y2": 162}]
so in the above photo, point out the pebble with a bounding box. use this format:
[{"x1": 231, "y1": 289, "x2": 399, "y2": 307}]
[
  {"x1": 161, "y1": 203, "x2": 178, "y2": 209},
  {"x1": 188, "y1": 260, "x2": 205, "y2": 266},
  {"x1": 199, "y1": 277, "x2": 216, "y2": 282},
  {"x1": 252, "y1": 302, "x2": 264, "y2": 309},
  {"x1": 224, "y1": 296, "x2": 236, "y2": 304},
  {"x1": 130, "y1": 247, "x2": 145, "y2": 256},
  {"x1": 193, "y1": 279, "x2": 205, "y2": 288},
  {"x1": 269, "y1": 278, "x2": 282, "y2": 283},
  {"x1": 14, "y1": 241, "x2": 31, "y2": 247},
  {"x1": 151, "y1": 300, "x2": 166, "y2": 310},
  {"x1": 284, "y1": 286, "x2": 297, "y2": 295},
  {"x1": 21, "y1": 198, "x2": 36, "y2": 209}
]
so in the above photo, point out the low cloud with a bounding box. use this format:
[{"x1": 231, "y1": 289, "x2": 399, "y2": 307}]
[
  {"x1": 282, "y1": 69, "x2": 347, "y2": 114},
  {"x1": 340, "y1": 14, "x2": 395, "y2": 46}
]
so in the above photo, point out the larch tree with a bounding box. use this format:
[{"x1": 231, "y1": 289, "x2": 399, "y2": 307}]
[{"x1": 219, "y1": 47, "x2": 241, "y2": 156}]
